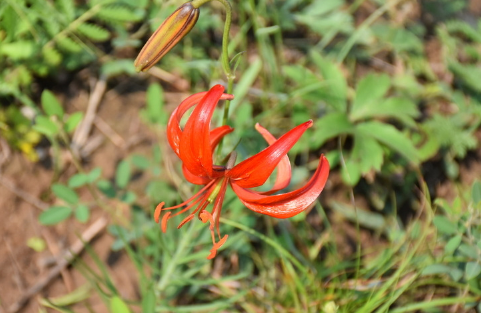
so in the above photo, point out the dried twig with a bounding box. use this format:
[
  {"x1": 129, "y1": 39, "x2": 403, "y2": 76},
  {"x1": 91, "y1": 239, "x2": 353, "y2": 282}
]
[
  {"x1": 147, "y1": 67, "x2": 189, "y2": 91},
  {"x1": 93, "y1": 116, "x2": 125, "y2": 147},
  {"x1": 72, "y1": 76, "x2": 107, "y2": 153},
  {"x1": 7, "y1": 217, "x2": 108, "y2": 313},
  {"x1": 79, "y1": 134, "x2": 105, "y2": 158},
  {"x1": 0, "y1": 138, "x2": 11, "y2": 168},
  {"x1": 0, "y1": 176, "x2": 49, "y2": 211},
  {"x1": 41, "y1": 229, "x2": 75, "y2": 292}
]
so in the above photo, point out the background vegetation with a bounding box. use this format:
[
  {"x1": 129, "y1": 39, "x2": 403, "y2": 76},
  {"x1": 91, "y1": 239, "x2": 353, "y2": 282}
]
[{"x1": 1, "y1": 0, "x2": 481, "y2": 312}]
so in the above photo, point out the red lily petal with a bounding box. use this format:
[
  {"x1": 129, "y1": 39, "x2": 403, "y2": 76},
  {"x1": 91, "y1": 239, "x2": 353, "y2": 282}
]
[
  {"x1": 182, "y1": 164, "x2": 212, "y2": 185},
  {"x1": 231, "y1": 155, "x2": 329, "y2": 218},
  {"x1": 167, "y1": 92, "x2": 206, "y2": 156},
  {"x1": 227, "y1": 120, "x2": 313, "y2": 188},
  {"x1": 179, "y1": 85, "x2": 228, "y2": 178},
  {"x1": 255, "y1": 123, "x2": 291, "y2": 195},
  {"x1": 210, "y1": 125, "x2": 234, "y2": 151},
  {"x1": 167, "y1": 91, "x2": 234, "y2": 156}
]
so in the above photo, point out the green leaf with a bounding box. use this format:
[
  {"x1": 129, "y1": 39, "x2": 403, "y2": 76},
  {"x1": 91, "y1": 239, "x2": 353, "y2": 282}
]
[
  {"x1": 65, "y1": 112, "x2": 84, "y2": 133},
  {"x1": 472, "y1": 181, "x2": 481, "y2": 205},
  {"x1": 312, "y1": 112, "x2": 354, "y2": 148},
  {"x1": 41, "y1": 90, "x2": 64, "y2": 118},
  {"x1": 142, "y1": 289, "x2": 155, "y2": 313},
  {"x1": 351, "y1": 96, "x2": 418, "y2": 127},
  {"x1": 97, "y1": 5, "x2": 142, "y2": 22},
  {"x1": 115, "y1": 161, "x2": 131, "y2": 188},
  {"x1": 421, "y1": 264, "x2": 463, "y2": 281},
  {"x1": 372, "y1": 24, "x2": 423, "y2": 53},
  {"x1": 39, "y1": 206, "x2": 73, "y2": 225},
  {"x1": 120, "y1": 191, "x2": 136, "y2": 204},
  {"x1": 75, "y1": 205, "x2": 90, "y2": 223},
  {"x1": 88, "y1": 167, "x2": 102, "y2": 182},
  {"x1": 56, "y1": 36, "x2": 82, "y2": 53},
  {"x1": 303, "y1": 0, "x2": 343, "y2": 15},
  {"x1": 230, "y1": 58, "x2": 262, "y2": 114},
  {"x1": 356, "y1": 121, "x2": 419, "y2": 164},
  {"x1": 132, "y1": 155, "x2": 150, "y2": 169},
  {"x1": 101, "y1": 59, "x2": 137, "y2": 78},
  {"x1": 340, "y1": 157, "x2": 361, "y2": 186},
  {"x1": 351, "y1": 134, "x2": 384, "y2": 173},
  {"x1": 97, "y1": 180, "x2": 116, "y2": 198},
  {"x1": 449, "y1": 61, "x2": 481, "y2": 93},
  {"x1": 110, "y1": 296, "x2": 131, "y2": 313},
  {"x1": 68, "y1": 173, "x2": 89, "y2": 188},
  {"x1": 34, "y1": 116, "x2": 59, "y2": 137},
  {"x1": 433, "y1": 215, "x2": 457, "y2": 235},
  {"x1": 57, "y1": 0, "x2": 75, "y2": 21},
  {"x1": 417, "y1": 128, "x2": 440, "y2": 161},
  {"x1": 352, "y1": 73, "x2": 391, "y2": 112},
  {"x1": 330, "y1": 201, "x2": 386, "y2": 231},
  {"x1": 2, "y1": 5, "x2": 18, "y2": 40},
  {"x1": 27, "y1": 237, "x2": 47, "y2": 252},
  {"x1": 42, "y1": 46, "x2": 62, "y2": 66},
  {"x1": 444, "y1": 235, "x2": 462, "y2": 255},
  {"x1": 310, "y1": 51, "x2": 347, "y2": 111},
  {"x1": 141, "y1": 83, "x2": 164, "y2": 124},
  {"x1": 52, "y1": 184, "x2": 79, "y2": 204},
  {"x1": 465, "y1": 262, "x2": 481, "y2": 280},
  {"x1": 459, "y1": 244, "x2": 478, "y2": 259},
  {"x1": 0, "y1": 41, "x2": 34, "y2": 59},
  {"x1": 76, "y1": 23, "x2": 110, "y2": 41}
]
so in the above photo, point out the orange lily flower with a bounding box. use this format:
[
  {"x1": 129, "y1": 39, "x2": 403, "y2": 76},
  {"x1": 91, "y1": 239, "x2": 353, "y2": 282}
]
[{"x1": 155, "y1": 85, "x2": 330, "y2": 259}]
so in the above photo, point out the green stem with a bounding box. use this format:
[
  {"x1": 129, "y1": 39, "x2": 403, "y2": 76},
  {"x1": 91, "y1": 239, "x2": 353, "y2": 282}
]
[
  {"x1": 337, "y1": 0, "x2": 403, "y2": 63},
  {"x1": 191, "y1": 0, "x2": 235, "y2": 160},
  {"x1": 156, "y1": 221, "x2": 196, "y2": 292},
  {"x1": 191, "y1": 0, "x2": 233, "y2": 80}
]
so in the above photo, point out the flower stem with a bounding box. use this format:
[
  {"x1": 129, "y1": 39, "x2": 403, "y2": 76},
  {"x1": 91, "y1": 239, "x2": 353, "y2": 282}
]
[
  {"x1": 191, "y1": 0, "x2": 233, "y2": 80},
  {"x1": 191, "y1": 0, "x2": 235, "y2": 160}
]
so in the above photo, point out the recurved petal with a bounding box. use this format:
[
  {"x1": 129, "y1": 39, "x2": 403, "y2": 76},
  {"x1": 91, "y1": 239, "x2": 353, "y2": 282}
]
[
  {"x1": 168, "y1": 92, "x2": 206, "y2": 156},
  {"x1": 167, "y1": 92, "x2": 234, "y2": 156},
  {"x1": 179, "y1": 85, "x2": 226, "y2": 178},
  {"x1": 231, "y1": 155, "x2": 329, "y2": 218},
  {"x1": 210, "y1": 125, "x2": 234, "y2": 151},
  {"x1": 182, "y1": 164, "x2": 212, "y2": 185},
  {"x1": 227, "y1": 120, "x2": 313, "y2": 188},
  {"x1": 255, "y1": 123, "x2": 291, "y2": 195}
]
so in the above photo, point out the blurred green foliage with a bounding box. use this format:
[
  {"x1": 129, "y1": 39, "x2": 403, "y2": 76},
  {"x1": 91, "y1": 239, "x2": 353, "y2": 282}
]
[{"x1": 1, "y1": 0, "x2": 481, "y2": 312}]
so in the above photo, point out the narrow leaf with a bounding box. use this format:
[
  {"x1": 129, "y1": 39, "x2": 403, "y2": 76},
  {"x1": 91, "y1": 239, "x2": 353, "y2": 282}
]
[
  {"x1": 41, "y1": 90, "x2": 64, "y2": 118},
  {"x1": 39, "y1": 206, "x2": 72, "y2": 225},
  {"x1": 110, "y1": 296, "x2": 131, "y2": 313},
  {"x1": 52, "y1": 184, "x2": 79, "y2": 204},
  {"x1": 115, "y1": 160, "x2": 131, "y2": 188}
]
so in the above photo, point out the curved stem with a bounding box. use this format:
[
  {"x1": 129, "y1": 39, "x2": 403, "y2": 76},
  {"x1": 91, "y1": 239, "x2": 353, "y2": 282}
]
[
  {"x1": 191, "y1": 0, "x2": 233, "y2": 79},
  {"x1": 192, "y1": 0, "x2": 235, "y2": 160}
]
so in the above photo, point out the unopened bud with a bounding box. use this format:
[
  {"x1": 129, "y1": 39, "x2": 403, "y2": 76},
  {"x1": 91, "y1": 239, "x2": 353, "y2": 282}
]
[{"x1": 134, "y1": 2, "x2": 200, "y2": 72}]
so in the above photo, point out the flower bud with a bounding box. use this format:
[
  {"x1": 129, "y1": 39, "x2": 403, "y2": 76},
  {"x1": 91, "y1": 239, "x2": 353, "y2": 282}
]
[{"x1": 134, "y1": 2, "x2": 200, "y2": 72}]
